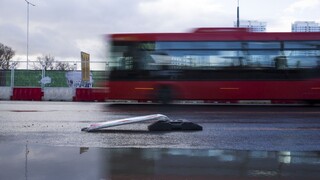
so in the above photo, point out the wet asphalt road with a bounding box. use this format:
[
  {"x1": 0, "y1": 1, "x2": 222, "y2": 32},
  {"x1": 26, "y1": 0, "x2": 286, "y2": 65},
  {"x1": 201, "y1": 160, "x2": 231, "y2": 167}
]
[
  {"x1": 1, "y1": 101, "x2": 320, "y2": 179},
  {"x1": 1, "y1": 101, "x2": 320, "y2": 151}
]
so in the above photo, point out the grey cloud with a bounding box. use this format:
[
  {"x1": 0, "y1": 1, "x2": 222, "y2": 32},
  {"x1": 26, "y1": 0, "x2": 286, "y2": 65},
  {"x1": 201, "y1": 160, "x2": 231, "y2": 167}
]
[{"x1": 1, "y1": 0, "x2": 318, "y2": 62}]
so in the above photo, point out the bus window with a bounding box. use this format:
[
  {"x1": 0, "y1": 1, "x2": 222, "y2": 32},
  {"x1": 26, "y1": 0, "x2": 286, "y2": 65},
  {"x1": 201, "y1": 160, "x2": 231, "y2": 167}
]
[
  {"x1": 110, "y1": 42, "x2": 158, "y2": 70},
  {"x1": 282, "y1": 41, "x2": 320, "y2": 69},
  {"x1": 110, "y1": 40, "x2": 320, "y2": 70},
  {"x1": 247, "y1": 41, "x2": 281, "y2": 49},
  {"x1": 284, "y1": 41, "x2": 320, "y2": 50},
  {"x1": 156, "y1": 41, "x2": 242, "y2": 50}
]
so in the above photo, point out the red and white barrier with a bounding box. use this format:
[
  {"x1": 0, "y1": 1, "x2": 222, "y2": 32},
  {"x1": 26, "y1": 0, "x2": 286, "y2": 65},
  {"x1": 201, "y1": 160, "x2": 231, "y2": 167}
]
[
  {"x1": 73, "y1": 88, "x2": 107, "y2": 102},
  {"x1": 43, "y1": 87, "x2": 75, "y2": 101},
  {"x1": 11, "y1": 87, "x2": 43, "y2": 101},
  {"x1": 1, "y1": 87, "x2": 107, "y2": 102},
  {"x1": 0, "y1": 87, "x2": 12, "y2": 100}
]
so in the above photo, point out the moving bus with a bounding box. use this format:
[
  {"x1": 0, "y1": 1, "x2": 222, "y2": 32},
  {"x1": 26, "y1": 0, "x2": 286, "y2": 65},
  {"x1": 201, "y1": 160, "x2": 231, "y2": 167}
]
[{"x1": 106, "y1": 28, "x2": 320, "y2": 104}]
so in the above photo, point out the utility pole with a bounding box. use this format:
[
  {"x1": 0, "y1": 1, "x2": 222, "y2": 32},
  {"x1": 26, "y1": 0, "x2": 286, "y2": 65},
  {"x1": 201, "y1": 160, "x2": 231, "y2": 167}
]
[
  {"x1": 25, "y1": 0, "x2": 36, "y2": 70},
  {"x1": 237, "y1": 0, "x2": 240, "y2": 28}
]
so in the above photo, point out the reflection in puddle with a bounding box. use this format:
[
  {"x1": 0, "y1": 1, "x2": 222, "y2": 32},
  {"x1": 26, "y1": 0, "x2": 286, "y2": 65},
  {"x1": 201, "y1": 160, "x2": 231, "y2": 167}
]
[{"x1": 1, "y1": 143, "x2": 320, "y2": 180}]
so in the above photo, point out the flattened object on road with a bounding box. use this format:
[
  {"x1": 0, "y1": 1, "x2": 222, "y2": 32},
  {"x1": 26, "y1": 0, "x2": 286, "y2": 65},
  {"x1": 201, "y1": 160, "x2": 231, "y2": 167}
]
[
  {"x1": 148, "y1": 119, "x2": 203, "y2": 131},
  {"x1": 81, "y1": 114, "x2": 169, "y2": 132}
]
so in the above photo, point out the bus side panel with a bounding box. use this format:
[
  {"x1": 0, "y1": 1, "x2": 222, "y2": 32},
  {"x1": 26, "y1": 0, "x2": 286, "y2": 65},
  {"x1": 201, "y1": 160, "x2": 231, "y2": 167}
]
[
  {"x1": 107, "y1": 81, "x2": 157, "y2": 101},
  {"x1": 176, "y1": 81, "x2": 320, "y2": 100},
  {"x1": 106, "y1": 80, "x2": 320, "y2": 101}
]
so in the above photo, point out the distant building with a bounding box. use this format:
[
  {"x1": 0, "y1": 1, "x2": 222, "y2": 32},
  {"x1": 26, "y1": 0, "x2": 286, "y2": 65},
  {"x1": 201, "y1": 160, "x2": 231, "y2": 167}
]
[
  {"x1": 234, "y1": 20, "x2": 267, "y2": 32},
  {"x1": 291, "y1": 21, "x2": 320, "y2": 32}
]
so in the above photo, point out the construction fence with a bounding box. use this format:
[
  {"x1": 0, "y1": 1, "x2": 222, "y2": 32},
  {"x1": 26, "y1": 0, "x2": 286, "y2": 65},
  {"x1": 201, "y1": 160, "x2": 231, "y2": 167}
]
[{"x1": 0, "y1": 68, "x2": 108, "y2": 101}]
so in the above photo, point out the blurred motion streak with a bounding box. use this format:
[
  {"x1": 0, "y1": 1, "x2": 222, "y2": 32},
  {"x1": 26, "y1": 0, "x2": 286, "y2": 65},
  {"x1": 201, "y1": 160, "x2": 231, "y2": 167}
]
[{"x1": 105, "y1": 27, "x2": 320, "y2": 105}]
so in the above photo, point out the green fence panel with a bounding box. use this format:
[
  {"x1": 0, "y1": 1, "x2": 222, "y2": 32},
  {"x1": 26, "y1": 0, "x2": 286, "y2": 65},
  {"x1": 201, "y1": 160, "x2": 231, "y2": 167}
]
[{"x1": 0, "y1": 70, "x2": 107, "y2": 87}]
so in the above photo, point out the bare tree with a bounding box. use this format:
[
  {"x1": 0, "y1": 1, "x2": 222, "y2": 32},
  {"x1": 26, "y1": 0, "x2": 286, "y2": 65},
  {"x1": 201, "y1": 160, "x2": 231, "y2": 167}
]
[
  {"x1": 0, "y1": 43, "x2": 15, "y2": 69},
  {"x1": 55, "y1": 61, "x2": 72, "y2": 70},
  {"x1": 34, "y1": 54, "x2": 73, "y2": 71},
  {"x1": 34, "y1": 54, "x2": 55, "y2": 70}
]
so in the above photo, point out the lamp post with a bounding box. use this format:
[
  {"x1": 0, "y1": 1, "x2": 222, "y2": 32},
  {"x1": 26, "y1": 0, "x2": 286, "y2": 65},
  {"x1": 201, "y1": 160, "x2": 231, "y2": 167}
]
[
  {"x1": 237, "y1": 0, "x2": 240, "y2": 28},
  {"x1": 25, "y1": 0, "x2": 35, "y2": 70}
]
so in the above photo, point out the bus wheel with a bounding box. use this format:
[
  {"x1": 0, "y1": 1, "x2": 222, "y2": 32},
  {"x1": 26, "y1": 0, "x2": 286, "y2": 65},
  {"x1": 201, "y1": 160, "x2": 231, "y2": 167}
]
[{"x1": 157, "y1": 86, "x2": 172, "y2": 104}]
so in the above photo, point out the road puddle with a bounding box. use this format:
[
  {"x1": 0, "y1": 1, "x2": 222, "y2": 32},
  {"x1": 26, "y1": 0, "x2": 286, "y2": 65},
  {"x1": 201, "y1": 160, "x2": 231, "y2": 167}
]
[{"x1": 1, "y1": 143, "x2": 320, "y2": 179}]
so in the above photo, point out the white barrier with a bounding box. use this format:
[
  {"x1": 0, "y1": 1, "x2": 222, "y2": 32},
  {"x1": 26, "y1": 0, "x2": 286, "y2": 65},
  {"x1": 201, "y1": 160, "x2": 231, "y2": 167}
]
[
  {"x1": 0, "y1": 87, "x2": 12, "y2": 100},
  {"x1": 43, "y1": 87, "x2": 75, "y2": 101}
]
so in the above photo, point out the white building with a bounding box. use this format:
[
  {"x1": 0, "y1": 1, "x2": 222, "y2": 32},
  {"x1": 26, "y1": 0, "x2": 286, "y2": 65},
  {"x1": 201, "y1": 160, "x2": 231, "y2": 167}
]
[
  {"x1": 292, "y1": 21, "x2": 320, "y2": 32},
  {"x1": 234, "y1": 20, "x2": 267, "y2": 32}
]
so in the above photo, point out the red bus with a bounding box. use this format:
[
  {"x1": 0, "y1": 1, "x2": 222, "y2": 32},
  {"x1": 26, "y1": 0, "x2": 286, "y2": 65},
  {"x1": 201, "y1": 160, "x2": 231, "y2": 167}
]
[{"x1": 106, "y1": 28, "x2": 320, "y2": 104}]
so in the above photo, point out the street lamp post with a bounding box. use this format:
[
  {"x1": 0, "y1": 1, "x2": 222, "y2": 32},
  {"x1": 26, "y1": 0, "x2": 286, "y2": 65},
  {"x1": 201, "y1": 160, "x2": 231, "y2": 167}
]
[{"x1": 25, "y1": 0, "x2": 35, "y2": 70}]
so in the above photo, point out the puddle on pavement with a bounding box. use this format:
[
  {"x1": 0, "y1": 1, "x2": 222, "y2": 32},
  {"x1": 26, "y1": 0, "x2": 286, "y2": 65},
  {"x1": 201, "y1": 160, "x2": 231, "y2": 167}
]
[{"x1": 1, "y1": 143, "x2": 320, "y2": 180}]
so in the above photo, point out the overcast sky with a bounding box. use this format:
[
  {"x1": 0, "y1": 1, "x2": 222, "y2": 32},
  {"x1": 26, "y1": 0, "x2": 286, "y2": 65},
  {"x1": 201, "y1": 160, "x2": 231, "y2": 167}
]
[{"x1": 0, "y1": 0, "x2": 319, "y2": 64}]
